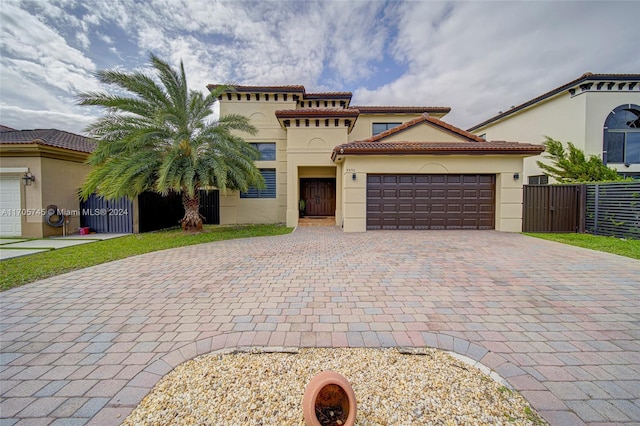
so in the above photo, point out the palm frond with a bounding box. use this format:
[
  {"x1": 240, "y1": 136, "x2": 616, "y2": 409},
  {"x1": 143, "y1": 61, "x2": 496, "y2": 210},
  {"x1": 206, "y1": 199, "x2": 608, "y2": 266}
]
[{"x1": 79, "y1": 54, "x2": 263, "y2": 207}]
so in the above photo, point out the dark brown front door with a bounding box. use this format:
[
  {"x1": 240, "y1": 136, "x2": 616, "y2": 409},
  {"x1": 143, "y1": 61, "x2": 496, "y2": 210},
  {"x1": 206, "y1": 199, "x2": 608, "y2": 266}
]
[
  {"x1": 301, "y1": 179, "x2": 336, "y2": 216},
  {"x1": 366, "y1": 174, "x2": 495, "y2": 230}
]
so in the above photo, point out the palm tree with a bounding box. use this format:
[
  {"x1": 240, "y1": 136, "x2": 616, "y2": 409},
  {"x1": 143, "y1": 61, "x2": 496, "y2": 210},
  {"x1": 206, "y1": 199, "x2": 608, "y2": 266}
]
[{"x1": 78, "y1": 54, "x2": 263, "y2": 231}]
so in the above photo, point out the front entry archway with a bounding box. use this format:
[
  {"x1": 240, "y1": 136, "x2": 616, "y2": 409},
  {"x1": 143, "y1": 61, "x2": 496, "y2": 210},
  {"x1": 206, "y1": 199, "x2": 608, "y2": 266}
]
[{"x1": 301, "y1": 178, "x2": 336, "y2": 216}]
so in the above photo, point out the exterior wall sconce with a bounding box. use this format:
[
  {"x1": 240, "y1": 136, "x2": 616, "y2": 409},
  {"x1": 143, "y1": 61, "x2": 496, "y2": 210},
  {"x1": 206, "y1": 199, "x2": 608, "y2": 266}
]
[
  {"x1": 22, "y1": 171, "x2": 35, "y2": 186},
  {"x1": 352, "y1": 173, "x2": 356, "y2": 181},
  {"x1": 513, "y1": 172, "x2": 519, "y2": 181}
]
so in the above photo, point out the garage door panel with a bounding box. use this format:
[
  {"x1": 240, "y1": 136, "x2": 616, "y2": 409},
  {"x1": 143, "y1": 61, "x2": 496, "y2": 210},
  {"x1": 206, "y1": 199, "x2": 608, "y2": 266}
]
[
  {"x1": 0, "y1": 177, "x2": 22, "y2": 237},
  {"x1": 479, "y1": 190, "x2": 494, "y2": 199},
  {"x1": 463, "y1": 204, "x2": 478, "y2": 213},
  {"x1": 447, "y1": 203, "x2": 462, "y2": 213},
  {"x1": 367, "y1": 174, "x2": 495, "y2": 230},
  {"x1": 431, "y1": 189, "x2": 446, "y2": 199},
  {"x1": 479, "y1": 205, "x2": 494, "y2": 213},
  {"x1": 430, "y1": 203, "x2": 446, "y2": 213},
  {"x1": 479, "y1": 218, "x2": 494, "y2": 229},
  {"x1": 367, "y1": 175, "x2": 382, "y2": 184},
  {"x1": 447, "y1": 189, "x2": 462, "y2": 199}
]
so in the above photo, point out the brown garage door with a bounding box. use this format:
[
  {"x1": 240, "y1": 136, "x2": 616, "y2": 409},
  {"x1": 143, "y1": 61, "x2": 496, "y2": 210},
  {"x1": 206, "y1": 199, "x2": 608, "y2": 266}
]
[{"x1": 367, "y1": 174, "x2": 495, "y2": 230}]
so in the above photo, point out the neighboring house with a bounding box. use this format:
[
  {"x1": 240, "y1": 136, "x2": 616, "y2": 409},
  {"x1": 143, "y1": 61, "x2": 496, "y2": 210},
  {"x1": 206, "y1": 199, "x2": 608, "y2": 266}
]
[
  {"x1": 468, "y1": 73, "x2": 640, "y2": 184},
  {"x1": 210, "y1": 85, "x2": 543, "y2": 232},
  {"x1": 0, "y1": 127, "x2": 95, "y2": 238}
]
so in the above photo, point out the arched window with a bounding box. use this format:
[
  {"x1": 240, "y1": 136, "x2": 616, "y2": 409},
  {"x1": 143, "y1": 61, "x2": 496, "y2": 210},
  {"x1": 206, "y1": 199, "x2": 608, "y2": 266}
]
[{"x1": 603, "y1": 104, "x2": 640, "y2": 164}]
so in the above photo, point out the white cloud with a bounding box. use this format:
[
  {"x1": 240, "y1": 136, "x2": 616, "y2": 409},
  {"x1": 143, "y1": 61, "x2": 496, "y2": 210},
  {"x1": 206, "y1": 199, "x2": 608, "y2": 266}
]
[
  {"x1": 353, "y1": 1, "x2": 640, "y2": 129},
  {"x1": 76, "y1": 31, "x2": 90, "y2": 49},
  {"x1": 0, "y1": 104, "x2": 94, "y2": 134},
  {"x1": 1, "y1": 0, "x2": 638, "y2": 136},
  {"x1": 98, "y1": 33, "x2": 113, "y2": 44}
]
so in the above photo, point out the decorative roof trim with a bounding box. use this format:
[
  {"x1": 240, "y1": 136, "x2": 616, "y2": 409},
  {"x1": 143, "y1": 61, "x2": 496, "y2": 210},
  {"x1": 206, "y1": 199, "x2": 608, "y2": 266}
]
[
  {"x1": 305, "y1": 92, "x2": 352, "y2": 99},
  {"x1": 275, "y1": 108, "x2": 360, "y2": 118},
  {"x1": 331, "y1": 140, "x2": 545, "y2": 161},
  {"x1": 352, "y1": 106, "x2": 451, "y2": 115},
  {"x1": 0, "y1": 143, "x2": 92, "y2": 162},
  {"x1": 207, "y1": 84, "x2": 305, "y2": 94},
  {"x1": 468, "y1": 73, "x2": 640, "y2": 131}
]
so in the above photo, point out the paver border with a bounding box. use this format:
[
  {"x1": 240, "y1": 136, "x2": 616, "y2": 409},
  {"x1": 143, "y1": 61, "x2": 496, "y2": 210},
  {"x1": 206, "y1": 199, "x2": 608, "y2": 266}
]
[{"x1": 86, "y1": 332, "x2": 579, "y2": 425}]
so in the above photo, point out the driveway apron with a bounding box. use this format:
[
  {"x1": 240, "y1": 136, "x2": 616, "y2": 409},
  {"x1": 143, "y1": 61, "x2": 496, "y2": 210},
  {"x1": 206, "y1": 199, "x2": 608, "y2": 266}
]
[{"x1": 1, "y1": 227, "x2": 639, "y2": 425}]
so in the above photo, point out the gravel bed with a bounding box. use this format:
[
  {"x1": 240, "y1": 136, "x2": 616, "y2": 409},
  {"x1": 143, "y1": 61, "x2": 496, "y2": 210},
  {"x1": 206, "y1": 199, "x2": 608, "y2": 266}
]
[{"x1": 124, "y1": 347, "x2": 546, "y2": 425}]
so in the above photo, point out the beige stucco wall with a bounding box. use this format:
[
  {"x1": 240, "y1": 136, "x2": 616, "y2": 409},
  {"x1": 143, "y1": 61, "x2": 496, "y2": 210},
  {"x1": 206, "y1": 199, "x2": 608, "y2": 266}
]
[
  {"x1": 379, "y1": 123, "x2": 468, "y2": 143},
  {"x1": 473, "y1": 94, "x2": 586, "y2": 179},
  {"x1": 0, "y1": 153, "x2": 90, "y2": 237},
  {"x1": 218, "y1": 96, "x2": 294, "y2": 225},
  {"x1": 40, "y1": 157, "x2": 90, "y2": 236},
  {"x1": 338, "y1": 155, "x2": 526, "y2": 233},
  {"x1": 473, "y1": 90, "x2": 640, "y2": 179},
  {"x1": 285, "y1": 126, "x2": 346, "y2": 227},
  {"x1": 349, "y1": 114, "x2": 421, "y2": 142}
]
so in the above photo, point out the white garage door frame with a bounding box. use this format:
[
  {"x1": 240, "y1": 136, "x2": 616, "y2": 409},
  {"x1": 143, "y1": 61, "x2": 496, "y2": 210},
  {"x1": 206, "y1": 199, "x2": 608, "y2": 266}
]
[{"x1": 0, "y1": 168, "x2": 27, "y2": 237}]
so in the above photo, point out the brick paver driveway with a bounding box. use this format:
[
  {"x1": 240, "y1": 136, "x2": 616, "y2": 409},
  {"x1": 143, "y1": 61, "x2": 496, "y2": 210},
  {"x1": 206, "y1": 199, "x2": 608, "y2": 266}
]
[{"x1": 1, "y1": 227, "x2": 639, "y2": 425}]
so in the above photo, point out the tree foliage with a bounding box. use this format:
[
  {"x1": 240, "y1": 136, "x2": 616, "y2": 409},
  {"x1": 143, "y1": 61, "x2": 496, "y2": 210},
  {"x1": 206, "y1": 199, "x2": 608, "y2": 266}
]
[
  {"x1": 537, "y1": 136, "x2": 623, "y2": 183},
  {"x1": 78, "y1": 54, "x2": 263, "y2": 231}
]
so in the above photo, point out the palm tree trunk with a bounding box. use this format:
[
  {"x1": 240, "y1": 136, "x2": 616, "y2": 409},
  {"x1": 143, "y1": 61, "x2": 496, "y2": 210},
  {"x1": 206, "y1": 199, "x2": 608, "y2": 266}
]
[{"x1": 181, "y1": 192, "x2": 203, "y2": 231}]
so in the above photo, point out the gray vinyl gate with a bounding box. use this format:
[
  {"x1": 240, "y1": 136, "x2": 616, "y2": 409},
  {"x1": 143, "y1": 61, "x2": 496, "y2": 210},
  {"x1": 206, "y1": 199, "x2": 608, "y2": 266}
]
[
  {"x1": 81, "y1": 190, "x2": 220, "y2": 234},
  {"x1": 585, "y1": 182, "x2": 640, "y2": 239},
  {"x1": 80, "y1": 195, "x2": 134, "y2": 233}
]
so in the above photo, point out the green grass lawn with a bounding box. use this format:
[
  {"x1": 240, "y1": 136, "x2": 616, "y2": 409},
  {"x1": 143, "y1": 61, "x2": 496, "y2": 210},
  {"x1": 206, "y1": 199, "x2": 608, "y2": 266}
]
[
  {"x1": 0, "y1": 224, "x2": 292, "y2": 292},
  {"x1": 524, "y1": 232, "x2": 640, "y2": 260}
]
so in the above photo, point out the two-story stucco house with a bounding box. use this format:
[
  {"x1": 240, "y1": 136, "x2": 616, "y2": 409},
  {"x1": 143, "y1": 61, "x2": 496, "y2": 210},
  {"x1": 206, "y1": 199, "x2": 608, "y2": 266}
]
[
  {"x1": 468, "y1": 73, "x2": 640, "y2": 184},
  {"x1": 209, "y1": 85, "x2": 543, "y2": 232}
]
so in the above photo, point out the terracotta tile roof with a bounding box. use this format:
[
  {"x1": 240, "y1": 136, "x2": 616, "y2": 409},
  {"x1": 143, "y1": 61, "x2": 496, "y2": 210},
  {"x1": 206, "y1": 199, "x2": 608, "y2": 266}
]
[
  {"x1": 275, "y1": 108, "x2": 360, "y2": 118},
  {"x1": 366, "y1": 113, "x2": 485, "y2": 143},
  {"x1": 332, "y1": 140, "x2": 545, "y2": 159},
  {"x1": 305, "y1": 92, "x2": 352, "y2": 99},
  {"x1": 351, "y1": 106, "x2": 451, "y2": 114},
  {"x1": 0, "y1": 128, "x2": 96, "y2": 153},
  {"x1": 207, "y1": 84, "x2": 305, "y2": 93},
  {"x1": 468, "y1": 73, "x2": 640, "y2": 131},
  {"x1": 0, "y1": 125, "x2": 17, "y2": 132}
]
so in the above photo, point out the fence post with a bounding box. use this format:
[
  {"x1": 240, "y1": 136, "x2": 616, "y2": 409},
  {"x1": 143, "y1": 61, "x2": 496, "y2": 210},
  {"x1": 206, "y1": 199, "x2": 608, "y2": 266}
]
[
  {"x1": 593, "y1": 184, "x2": 599, "y2": 234},
  {"x1": 577, "y1": 184, "x2": 586, "y2": 233}
]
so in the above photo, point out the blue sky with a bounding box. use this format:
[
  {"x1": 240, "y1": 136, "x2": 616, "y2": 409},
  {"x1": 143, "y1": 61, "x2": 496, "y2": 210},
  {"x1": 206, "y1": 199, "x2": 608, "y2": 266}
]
[{"x1": 1, "y1": 0, "x2": 638, "y2": 136}]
